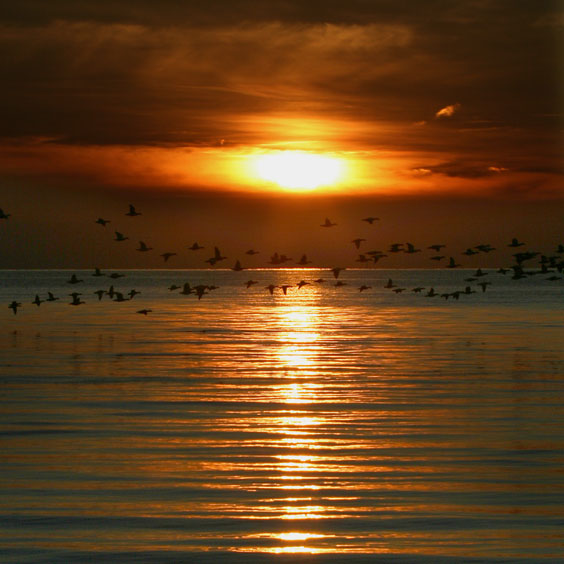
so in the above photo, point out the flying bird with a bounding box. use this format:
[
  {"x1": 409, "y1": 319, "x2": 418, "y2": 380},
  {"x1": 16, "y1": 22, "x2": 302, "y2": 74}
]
[
  {"x1": 245, "y1": 249, "x2": 259, "y2": 255},
  {"x1": 0, "y1": 208, "x2": 11, "y2": 219},
  {"x1": 46, "y1": 292, "x2": 59, "y2": 302},
  {"x1": 160, "y1": 252, "x2": 177, "y2": 262},
  {"x1": 95, "y1": 217, "x2": 110, "y2": 226},
  {"x1": 508, "y1": 238, "x2": 525, "y2": 248},
  {"x1": 362, "y1": 217, "x2": 379, "y2": 224},
  {"x1": 232, "y1": 260, "x2": 244, "y2": 271},
  {"x1": 447, "y1": 257, "x2": 461, "y2": 268},
  {"x1": 351, "y1": 238, "x2": 366, "y2": 250},
  {"x1": 136, "y1": 241, "x2": 153, "y2": 252},
  {"x1": 32, "y1": 295, "x2": 43, "y2": 307},
  {"x1": 9, "y1": 300, "x2": 22, "y2": 314},
  {"x1": 67, "y1": 274, "x2": 83, "y2": 284},
  {"x1": 321, "y1": 217, "x2": 337, "y2": 227},
  {"x1": 69, "y1": 295, "x2": 85, "y2": 306},
  {"x1": 188, "y1": 242, "x2": 204, "y2": 251},
  {"x1": 125, "y1": 204, "x2": 141, "y2": 217},
  {"x1": 114, "y1": 231, "x2": 128, "y2": 242},
  {"x1": 136, "y1": 309, "x2": 152, "y2": 315},
  {"x1": 428, "y1": 244, "x2": 446, "y2": 252},
  {"x1": 92, "y1": 267, "x2": 105, "y2": 277},
  {"x1": 297, "y1": 254, "x2": 312, "y2": 265},
  {"x1": 245, "y1": 280, "x2": 258, "y2": 288}
]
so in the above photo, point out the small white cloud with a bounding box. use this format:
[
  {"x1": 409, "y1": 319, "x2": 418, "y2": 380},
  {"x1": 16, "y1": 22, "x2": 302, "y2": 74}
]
[{"x1": 435, "y1": 103, "x2": 461, "y2": 118}]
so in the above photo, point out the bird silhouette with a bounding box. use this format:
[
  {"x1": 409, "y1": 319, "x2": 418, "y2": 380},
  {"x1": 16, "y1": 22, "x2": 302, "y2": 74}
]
[
  {"x1": 92, "y1": 267, "x2": 105, "y2": 277},
  {"x1": 447, "y1": 257, "x2": 461, "y2": 268},
  {"x1": 32, "y1": 295, "x2": 44, "y2": 306},
  {"x1": 67, "y1": 274, "x2": 83, "y2": 284},
  {"x1": 266, "y1": 284, "x2": 277, "y2": 295},
  {"x1": 296, "y1": 280, "x2": 310, "y2": 289},
  {"x1": 188, "y1": 242, "x2": 204, "y2": 251},
  {"x1": 114, "y1": 231, "x2": 128, "y2": 242},
  {"x1": 128, "y1": 289, "x2": 140, "y2": 299},
  {"x1": 46, "y1": 292, "x2": 59, "y2": 302},
  {"x1": 245, "y1": 280, "x2": 258, "y2": 288},
  {"x1": 125, "y1": 204, "x2": 141, "y2": 217},
  {"x1": 351, "y1": 238, "x2": 366, "y2": 249},
  {"x1": 245, "y1": 249, "x2": 259, "y2": 255},
  {"x1": 109, "y1": 272, "x2": 125, "y2": 279},
  {"x1": 0, "y1": 208, "x2": 11, "y2": 219},
  {"x1": 69, "y1": 295, "x2": 85, "y2": 306},
  {"x1": 405, "y1": 242, "x2": 421, "y2": 254},
  {"x1": 232, "y1": 260, "x2": 244, "y2": 271},
  {"x1": 508, "y1": 238, "x2": 525, "y2": 248},
  {"x1": 359, "y1": 285, "x2": 371, "y2": 292},
  {"x1": 180, "y1": 282, "x2": 193, "y2": 295},
  {"x1": 113, "y1": 292, "x2": 129, "y2": 302},
  {"x1": 362, "y1": 217, "x2": 379, "y2": 224},
  {"x1": 137, "y1": 241, "x2": 153, "y2": 252},
  {"x1": 321, "y1": 217, "x2": 337, "y2": 227},
  {"x1": 95, "y1": 217, "x2": 110, "y2": 226},
  {"x1": 331, "y1": 267, "x2": 345, "y2": 279},
  {"x1": 297, "y1": 254, "x2": 312, "y2": 266},
  {"x1": 428, "y1": 244, "x2": 446, "y2": 252},
  {"x1": 462, "y1": 248, "x2": 479, "y2": 256},
  {"x1": 9, "y1": 300, "x2": 22, "y2": 314},
  {"x1": 168, "y1": 284, "x2": 181, "y2": 291},
  {"x1": 136, "y1": 309, "x2": 152, "y2": 315},
  {"x1": 94, "y1": 290, "x2": 105, "y2": 301},
  {"x1": 160, "y1": 252, "x2": 177, "y2": 262},
  {"x1": 384, "y1": 278, "x2": 396, "y2": 288}
]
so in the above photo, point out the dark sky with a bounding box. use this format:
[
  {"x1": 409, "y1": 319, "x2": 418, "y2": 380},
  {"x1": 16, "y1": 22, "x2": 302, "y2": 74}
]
[{"x1": 0, "y1": 1, "x2": 562, "y2": 268}]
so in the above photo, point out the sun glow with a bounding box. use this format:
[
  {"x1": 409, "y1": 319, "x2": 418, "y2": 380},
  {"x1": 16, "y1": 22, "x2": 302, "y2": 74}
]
[{"x1": 252, "y1": 151, "x2": 345, "y2": 191}]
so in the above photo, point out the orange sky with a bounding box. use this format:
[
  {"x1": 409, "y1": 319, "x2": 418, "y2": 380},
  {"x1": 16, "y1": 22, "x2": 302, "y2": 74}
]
[{"x1": 0, "y1": 1, "x2": 562, "y2": 267}]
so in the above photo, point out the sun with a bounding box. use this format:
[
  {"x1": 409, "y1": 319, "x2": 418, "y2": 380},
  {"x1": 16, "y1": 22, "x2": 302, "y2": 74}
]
[{"x1": 252, "y1": 150, "x2": 345, "y2": 191}]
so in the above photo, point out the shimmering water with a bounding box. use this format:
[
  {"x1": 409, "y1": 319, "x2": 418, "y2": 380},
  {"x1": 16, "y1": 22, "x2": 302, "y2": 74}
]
[{"x1": 1, "y1": 269, "x2": 563, "y2": 563}]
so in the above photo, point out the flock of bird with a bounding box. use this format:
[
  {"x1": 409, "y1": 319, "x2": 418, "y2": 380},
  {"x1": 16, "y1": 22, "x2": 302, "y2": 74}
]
[{"x1": 2, "y1": 204, "x2": 563, "y2": 316}]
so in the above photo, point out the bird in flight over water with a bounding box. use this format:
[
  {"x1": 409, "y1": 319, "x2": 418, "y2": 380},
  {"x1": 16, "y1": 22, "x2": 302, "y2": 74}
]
[{"x1": 125, "y1": 204, "x2": 141, "y2": 217}]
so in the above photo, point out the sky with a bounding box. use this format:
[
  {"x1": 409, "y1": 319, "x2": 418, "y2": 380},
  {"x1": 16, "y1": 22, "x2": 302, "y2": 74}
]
[{"x1": 0, "y1": 0, "x2": 562, "y2": 268}]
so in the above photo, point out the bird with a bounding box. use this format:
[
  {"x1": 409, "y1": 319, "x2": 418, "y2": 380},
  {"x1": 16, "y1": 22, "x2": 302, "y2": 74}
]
[
  {"x1": 0, "y1": 208, "x2": 11, "y2": 219},
  {"x1": 266, "y1": 284, "x2": 277, "y2": 295},
  {"x1": 125, "y1": 204, "x2": 141, "y2": 217},
  {"x1": 32, "y1": 295, "x2": 43, "y2": 306},
  {"x1": 67, "y1": 274, "x2": 83, "y2": 284},
  {"x1": 46, "y1": 292, "x2": 59, "y2": 302},
  {"x1": 136, "y1": 241, "x2": 153, "y2": 252},
  {"x1": 106, "y1": 286, "x2": 115, "y2": 299},
  {"x1": 412, "y1": 287, "x2": 425, "y2": 293},
  {"x1": 160, "y1": 252, "x2": 177, "y2": 262},
  {"x1": 95, "y1": 217, "x2": 110, "y2": 226},
  {"x1": 114, "y1": 231, "x2": 128, "y2": 242},
  {"x1": 405, "y1": 242, "x2": 421, "y2": 254},
  {"x1": 463, "y1": 286, "x2": 476, "y2": 295},
  {"x1": 9, "y1": 300, "x2": 22, "y2": 314},
  {"x1": 384, "y1": 278, "x2": 396, "y2": 289},
  {"x1": 362, "y1": 217, "x2": 379, "y2": 224},
  {"x1": 245, "y1": 280, "x2": 258, "y2": 288},
  {"x1": 477, "y1": 282, "x2": 491, "y2": 292},
  {"x1": 430, "y1": 255, "x2": 445, "y2": 261},
  {"x1": 388, "y1": 243, "x2": 404, "y2": 253},
  {"x1": 109, "y1": 272, "x2": 125, "y2": 279},
  {"x1": 508, "y1": 238, "x2": 525, "y2": 248},
  {"x1": 462, "y1": 248, "x2": 479, "y2": 256},
  {"x1": 297, "y1": 254, "x2": 312, "y2": 266},
  {"x1": 92, "y1": 267, "x2": 105, "y2": 277},
  {"x1": 112, "y1": 292, "x2": 128, "y2": 302},
  {"x1": 188, "y1": 242, "x2": 204, "y2": 251},
  {"x1": 206, "y1": 247, "x2": 227, "y2": 265},
  {"x1": 426, "y1": 288, "x2": 437, "y2": 297},
  {"x1": 356, "y1": 254, "x2": 370, "y2": 263},
  {"x1": 393, "y1": 288, "x2": 406, "y2": 293},
  {"x1": 321, "y1": 217, "x2": 337, "y2": 227},
  {"x1": 93, "y1": 290, "x2": 105, "y2": 301},
  {"x1": 359, "y1": 285, "x2": 371, "y2": 292},
  {"x1": 296, "y1": 280, "x2": 310, "y2": 289},
  {"x1": 447, "y1": 257, "x2": 461, "y2": 268},
  {"x1": 475, "y1": 244, "x2": 495, "y2": 253},
  {"x1": 428, "y1": 244, "x2": 446, "y2": 252},
  {"x1": 69, "y1": 295, "x2": 85, "y2": 306},
  {"x1": 280, "y1": 285, "x2": 291, "y2": 295},
  {"x1": 335, "y1": 281, "x2": 347, "y2": 287},
  {"x1": 245, "y1": 249, "x2": 259, "y2": 255},
  {"x1": 351, "y1": 238, "x2": 366, "y2": 250},
  {"x1": 497, "y1": 267, "x2": 509, "y2": 275},
  {"x1": 194, "y1": 285, "x2": 209, "y2": 300},
  {"x1": 474, "y1": 268, "x2": 487, "y2": 277},
  {"x1": 314, "y1": 278, "x2": 325, "y2": 284},
  {"x1": 128, "y1": 289, "x2": 140, "y2": 299},
  {"x1": 180, "y1": 282, "x2": 193, "y2": 295},
  {"x1": 331, "y1": 267, "x2": 345, "y2": 279},
  {"x1": 168, "y1": 284, "x2": 181, "y2": 291},
  {"x1": 136, "y1": 309, "x2": 152, "y2": 315}
]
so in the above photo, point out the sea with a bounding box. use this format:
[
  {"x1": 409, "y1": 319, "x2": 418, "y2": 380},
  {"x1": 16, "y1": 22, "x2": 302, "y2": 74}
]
[{"x1": 1, "y1": 268, "x2": 563, "y2": 563}]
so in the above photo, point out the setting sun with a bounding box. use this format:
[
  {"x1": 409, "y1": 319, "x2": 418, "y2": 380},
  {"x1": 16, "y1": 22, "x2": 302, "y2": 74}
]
[{"x1": 252, "y1": 151, "x2": 345, "y2": 191}]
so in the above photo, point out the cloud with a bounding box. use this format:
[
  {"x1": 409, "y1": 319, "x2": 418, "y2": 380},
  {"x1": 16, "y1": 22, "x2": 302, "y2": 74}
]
[{"x1": 435, "y1": 103, "x2": 461, "y2": 118}]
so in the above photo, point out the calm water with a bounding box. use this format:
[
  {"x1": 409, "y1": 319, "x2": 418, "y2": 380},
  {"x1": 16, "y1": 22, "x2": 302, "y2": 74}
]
[{"x1": 1, "y1": 269, "x2": 563, "y2": 563}]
